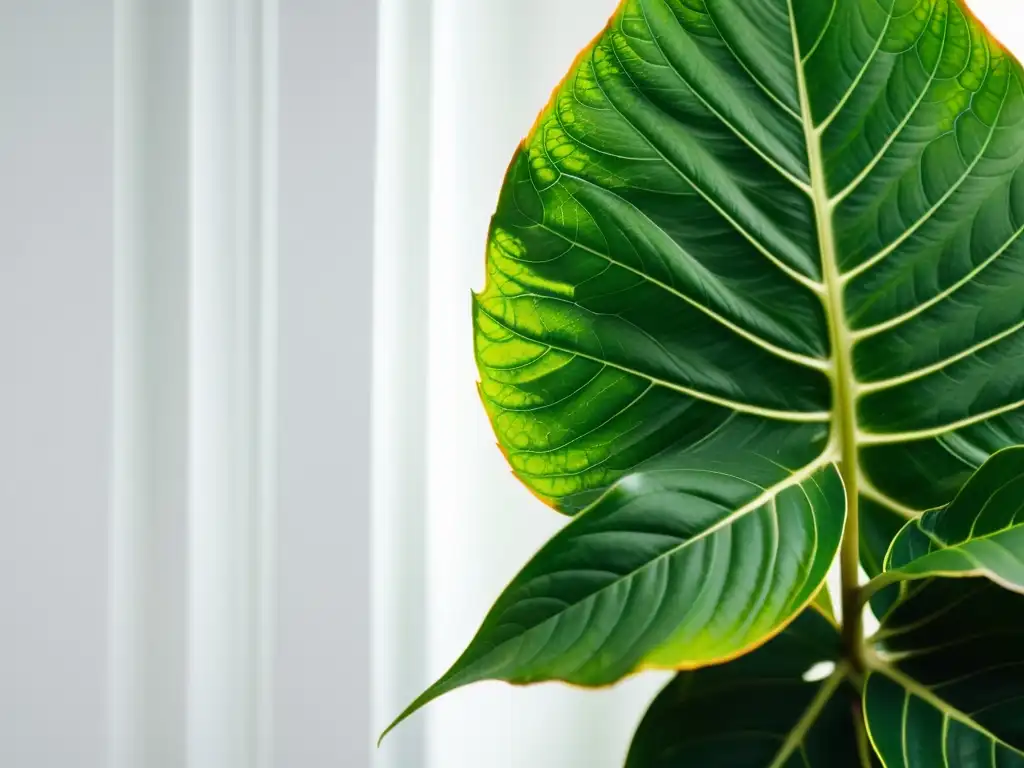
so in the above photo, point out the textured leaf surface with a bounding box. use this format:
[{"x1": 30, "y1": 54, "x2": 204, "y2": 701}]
[
  {"x1": 627, "y1": 608, "x2": 873, "y2": 767},
  {"x1": 478, "y1": 0, "x2": 1024, "y2": 563},
  {"x1": 879, "y1": 447, "x2": 1024, "y2": 594},
  {"x1": 390, "y1": 0, "x2": 1024, "y2": 736},
  {"x1": 865, "y1": 581, "x2": 1024, "y2": 766}
]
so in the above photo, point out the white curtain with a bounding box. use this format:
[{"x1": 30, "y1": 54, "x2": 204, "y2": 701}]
[
  {"x1": 112, "y1": 2, "x2": 278, "y2": 766},
  {"x1": 109, "y1": 1, "x2": 374, "y2": 767}
]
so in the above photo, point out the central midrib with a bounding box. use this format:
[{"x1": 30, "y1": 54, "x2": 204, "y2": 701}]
[
  {"x1": 787, "y1": 4, "x2": 863, "y2": 662},
  {"x1": 799, "y1": 94, "x2": 858, "y2": 478}
]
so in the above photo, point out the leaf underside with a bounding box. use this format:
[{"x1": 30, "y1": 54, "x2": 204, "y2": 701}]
[
  {"x1": 386, "y1": 0, "x2": 1024, "y2": 744},
  {"x1": 862, "y1": 450, "x2": 1024, "y2": 766},
  {"x1": 866, "y1": 580, "x2": 1024, "y2": 766},
  {"x1": 627, "y1": 608, "x2": 872, "y2": 767}
]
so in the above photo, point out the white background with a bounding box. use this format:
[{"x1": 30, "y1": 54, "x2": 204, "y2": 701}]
[{"x1": 1, "y1": 2, "x2": 1022, "y2": 768}]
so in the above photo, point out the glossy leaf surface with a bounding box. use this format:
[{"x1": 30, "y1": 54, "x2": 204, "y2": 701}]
[
  {"x1": 389, "y1": 0, "x2": 1024, "y2": 737},
  {"x1": 385, "y1": 455, "x2": 844, "y2": 736},
  {"x1": 478, "y1": 0, "x2": 1024, "y2": 559},
  {"x1": 865, "y1": 581, "x2": 1024, "y2": 766},
  {"x1": 627, "y1": 608, "x2": 872, "y2": 767}
]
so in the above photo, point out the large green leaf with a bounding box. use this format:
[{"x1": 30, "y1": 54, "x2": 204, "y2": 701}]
[
  {"x1": 864, "y1": 581, "x2": 1024, "y2": 766},
  {"x1": 387, "y1": 0, "x2": 1024, "y2": 737},
  {"x1": 478, "y1": 0, "x2": 1024, "y2": 548},
  {"x1": 627, "y1": 607, "x2": 875, "y2": 767}
]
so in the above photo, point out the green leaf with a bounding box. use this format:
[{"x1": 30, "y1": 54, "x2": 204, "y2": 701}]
[
  {"x1": 627, "y1": 607, "x2": 875, "y2": 767},
  {"x1": 478, "y1": 0, "x2": 1024, "y2": 544},
  {"x1": 383, "y1": 454, "x2": 845, "y2": 739},
  {"x1": 865, "y1": 580, "x2": 1024, "y2": 766},
  {"x1": 388, "y1": 0, "x2": 1024, "y2": 738},
  {"x1": 878, "y1": 447, "x2": 1024, "y2": 594}
]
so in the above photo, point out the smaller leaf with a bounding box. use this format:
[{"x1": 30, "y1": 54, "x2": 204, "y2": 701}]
[
  {"x1": 381, "y1": 459, "x2": 845, "y2": 741},
  {"x1": 627, "y1": 607, "x2": 870, "y2": 767},
  {"x1": 865, "y1": 580, "x2": 1024, "y2": 766},
  {"x1": 866, "y1": 447, "x2": 1024, "y2": 600}
]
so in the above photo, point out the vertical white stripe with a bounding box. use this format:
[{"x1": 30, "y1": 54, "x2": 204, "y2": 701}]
[
  {"x1": 276, "y1": 0, "x2": 375, "y2": 762},
  {"x1": 111, "y1": 2, "x2": 190, "y2": 766},
  {"x1": 112, "y1": 1, "x2": 277, "y2": 766},
  {"x1": 257, "y1": 4, "x2": 279, "y2": 766},
  {"x1": 189, "y1": 1, "x2": 241, "y2": 762},
  {"x1": 188, "y1": 1, "x2": 277, "y2": 767},
  {"x1": 372, "y1": 0, "x2": 433, "y2": 766}
]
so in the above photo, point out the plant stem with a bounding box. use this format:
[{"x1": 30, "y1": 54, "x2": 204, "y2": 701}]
[
  {"x1": 858, "y1": 570, "x2": 901, "y2": 607},
  {"x1": 839, "y1": 461, "x2": 864, "y2": 674},
  {"x1": 787, "y1": 0, "x2": 866, "y2": 675}
]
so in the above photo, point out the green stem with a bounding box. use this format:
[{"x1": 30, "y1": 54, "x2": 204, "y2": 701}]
[
  {"x1": 839, "y1": 461, "x2": 865, "y2": 673},
  {"x1": 859, "y1": 570, "x2": 902, "y2": 607},
  {"x1": 767, "y1": 664, "x2": 850, "y2": 768}
]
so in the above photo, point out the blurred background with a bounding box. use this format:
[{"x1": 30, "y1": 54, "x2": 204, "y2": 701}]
[{"x1": 0, "y1": 1, "x2": 1021, "y2": 767}]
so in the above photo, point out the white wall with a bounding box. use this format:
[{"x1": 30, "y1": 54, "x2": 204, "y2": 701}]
[
  {"x1": 277, "y1": 1, "x2": 375, "y2": 765},
  {"x1": 0, "y1": 3, "x2": 112, "y2": 766}
]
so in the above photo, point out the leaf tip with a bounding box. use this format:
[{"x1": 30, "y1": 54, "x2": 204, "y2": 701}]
[
  {"x1": 376, "y1": 718, "x2": 400, "y2": 749},
  {"x1": 377, "y1": 696, "x2": 426, "y2": 748},
  {"x1": 377, "y1": 672, "x2": 466, "y2": 748}
]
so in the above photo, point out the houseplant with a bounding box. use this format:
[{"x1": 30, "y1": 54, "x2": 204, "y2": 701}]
[{"x1": 386, "y1": 0, "x2": 1024, "y2": 763}]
